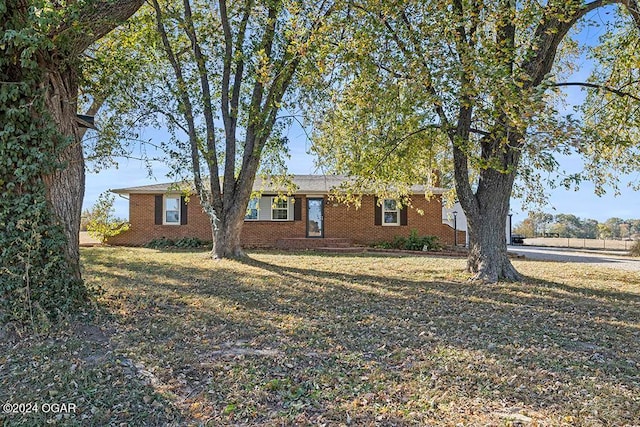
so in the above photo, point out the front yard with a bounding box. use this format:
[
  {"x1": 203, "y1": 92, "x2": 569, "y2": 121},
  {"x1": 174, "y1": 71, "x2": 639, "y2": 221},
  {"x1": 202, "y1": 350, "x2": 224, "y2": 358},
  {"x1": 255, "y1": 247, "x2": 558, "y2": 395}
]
[{"x1": 1, "y1": 248, "x2": 639, "y2": 426}]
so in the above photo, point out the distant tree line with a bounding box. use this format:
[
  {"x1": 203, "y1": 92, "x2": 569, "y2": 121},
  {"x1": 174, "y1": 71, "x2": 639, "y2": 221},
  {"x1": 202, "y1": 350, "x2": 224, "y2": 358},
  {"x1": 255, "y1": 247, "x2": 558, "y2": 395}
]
[{"x1": 514, "y1": 212, "x2": 640, "y2": 240}]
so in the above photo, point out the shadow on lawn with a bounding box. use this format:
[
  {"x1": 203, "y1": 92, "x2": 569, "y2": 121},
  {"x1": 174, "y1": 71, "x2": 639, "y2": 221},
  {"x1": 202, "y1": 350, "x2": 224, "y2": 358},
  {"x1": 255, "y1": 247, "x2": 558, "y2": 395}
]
[{"x1": 84, "y1": 249, "x2": 640, "y2": 424}]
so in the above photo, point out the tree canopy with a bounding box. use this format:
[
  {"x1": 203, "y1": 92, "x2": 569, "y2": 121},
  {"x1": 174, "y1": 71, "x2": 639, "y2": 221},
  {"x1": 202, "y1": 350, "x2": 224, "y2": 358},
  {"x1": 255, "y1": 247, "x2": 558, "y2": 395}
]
[
  {"x1": 514, "y1": 212, "x2": 640, "y2": 239},
  {"x1": 88, "y1": 0, "x2": 335, "y2": 257},
  {"x1": 308, "y1": 0, "x2": 640, "y2": 282}
]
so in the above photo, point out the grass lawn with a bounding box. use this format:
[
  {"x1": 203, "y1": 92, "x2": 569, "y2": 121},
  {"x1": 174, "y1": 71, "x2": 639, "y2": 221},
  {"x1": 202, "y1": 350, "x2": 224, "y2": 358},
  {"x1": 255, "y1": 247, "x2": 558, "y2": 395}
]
[{"x1": 1, "y1": 247, "x2": 639, "y2": 426}]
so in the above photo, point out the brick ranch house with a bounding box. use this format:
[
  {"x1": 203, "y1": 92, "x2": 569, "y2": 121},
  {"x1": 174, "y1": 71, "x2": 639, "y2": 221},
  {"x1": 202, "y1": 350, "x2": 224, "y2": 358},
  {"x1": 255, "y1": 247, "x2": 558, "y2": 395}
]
[{"x1": 108, "y1": 175, "x2": 465, "y2": 248}]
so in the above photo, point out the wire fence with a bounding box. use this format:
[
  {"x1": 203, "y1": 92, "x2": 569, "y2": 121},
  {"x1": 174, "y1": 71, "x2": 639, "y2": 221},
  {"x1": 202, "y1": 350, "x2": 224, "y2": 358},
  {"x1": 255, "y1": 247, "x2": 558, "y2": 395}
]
[{"x1": 522, "y1": 237, "x2": 635, "y2": 251}]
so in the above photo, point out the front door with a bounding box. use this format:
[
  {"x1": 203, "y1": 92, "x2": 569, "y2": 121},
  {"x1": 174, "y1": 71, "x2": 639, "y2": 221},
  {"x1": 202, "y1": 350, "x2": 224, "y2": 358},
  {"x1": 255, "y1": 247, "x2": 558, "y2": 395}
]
[{"x1": 306, "y1": 198, "x2": 324, "y2": 238}]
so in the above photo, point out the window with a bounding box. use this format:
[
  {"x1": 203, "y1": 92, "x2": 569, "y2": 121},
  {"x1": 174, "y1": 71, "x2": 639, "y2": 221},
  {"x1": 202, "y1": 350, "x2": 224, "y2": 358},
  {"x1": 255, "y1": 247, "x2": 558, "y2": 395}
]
[
  {"x1": 382, "y1": 199, "x2": 400, "y2": 226},
  {"x1": 164, "y1": 196, "x2": 181, "y2": 224},
  {"x1": 271, "y1": 197, "x2": 289, "y2": 220},
  {"x1": 245, "y1": 198, "x2": 259, "y2": 220}
]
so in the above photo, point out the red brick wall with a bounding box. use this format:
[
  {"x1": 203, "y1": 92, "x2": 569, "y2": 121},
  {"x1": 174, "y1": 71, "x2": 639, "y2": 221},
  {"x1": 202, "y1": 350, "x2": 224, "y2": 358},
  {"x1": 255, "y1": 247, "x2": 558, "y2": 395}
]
[
  {"x1": 323, "y1": 195, "x2": 459, "y2": 246},
  {"x1": 107, "y1": 194, "x2": 212, "y2": 246},
  {"x1": 108, "y1": 193, "x2": 464, "y2": 247},
  {"x1": 241, "y1": 220, "x2": 306, "y2": 248}
]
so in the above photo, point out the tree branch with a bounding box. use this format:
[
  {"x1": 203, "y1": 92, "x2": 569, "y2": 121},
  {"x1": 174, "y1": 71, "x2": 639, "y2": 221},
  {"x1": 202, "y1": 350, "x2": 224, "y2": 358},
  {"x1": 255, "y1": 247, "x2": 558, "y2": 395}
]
[
  {"x1": 449, "y1": 0, "x2": 479, "y2": 215},
  {"x1": 219, "y1": 0, "x2": 253, "y2": 204},
  {"x1": 374, "y1": 9, "x2": 451, "y2": 132},
  {"x1": 230, "y1": 0, "x2": 253, "y2": 140},
  {"x1": 151, "y1": 0, "x2": 216, "y2": 213},
  {"x1": 55, "y1": 0, "x2": 145, "y2": 55},
  {"x1": 182, "y1": 0, "x2": 221, "y2": 200},
  {"x1": 236, "y1": 0, "x2": 335, "y2": 212},
  {"x1": 241, "y1": 3, "x2": 278, "y2": 176},
  {"x1": 371, "y1": 125, "x2": 440, "y2": 172},
  {"x1": 553, "y1": 81, "x2": 640, "y2": 102},
  {"x1": 622, "y1": 0, "x2": 640, "y2": 29},
  {"x1": 522, "y1": 0, "x2": 628, "y2": 87}
]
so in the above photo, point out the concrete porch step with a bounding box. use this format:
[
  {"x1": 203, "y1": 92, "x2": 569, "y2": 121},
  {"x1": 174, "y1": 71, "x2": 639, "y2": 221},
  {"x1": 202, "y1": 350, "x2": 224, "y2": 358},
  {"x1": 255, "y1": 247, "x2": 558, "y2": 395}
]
[{"x1": 275, "y1": 237, "x2": 352, "y2": 250}]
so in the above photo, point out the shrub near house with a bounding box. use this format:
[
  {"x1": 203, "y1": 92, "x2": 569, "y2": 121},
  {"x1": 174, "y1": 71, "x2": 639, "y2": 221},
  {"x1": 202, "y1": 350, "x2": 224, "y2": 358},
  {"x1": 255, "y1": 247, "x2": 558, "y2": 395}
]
[
  {"x1": 86, "y1": 192, "x2": 130, "y2": 244},
  {"x1": 373, "y1": 229, "x2": 441, "y2": 251}
]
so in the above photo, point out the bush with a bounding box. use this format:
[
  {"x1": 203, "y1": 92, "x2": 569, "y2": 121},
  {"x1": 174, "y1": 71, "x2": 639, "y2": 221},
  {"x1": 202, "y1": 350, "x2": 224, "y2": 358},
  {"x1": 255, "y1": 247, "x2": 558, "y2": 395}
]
[
  {"x1": 371, "y1": 240, "x2": 393, "y2": 249},
  {"x1": 1, "y1": 205, "x2": 90, "y2": 329},
  {"x1": 145, "y1": 237, "x2": 175, "y2": 249},
  {"x1": 393, "y1": 235, "x2": 408, "y2": 249},
  {"x1": 372, "y1": 230, "x2": 441, "y2": 251},
  {"x1": 174, "y1": 237, "x2": 210, "y2": 248},
  {"x1": 86, "y1": 192, "x2": 130, "y2": 243},
  {"x1": 403, "y1": 229, "x2": 441, "y2": 251},
  {"x1": 145, "y1": 237, "x2": 211, "y2": 249},
  {"x1": 631, "y1": 240, "x2": 640, "y2": 257}
]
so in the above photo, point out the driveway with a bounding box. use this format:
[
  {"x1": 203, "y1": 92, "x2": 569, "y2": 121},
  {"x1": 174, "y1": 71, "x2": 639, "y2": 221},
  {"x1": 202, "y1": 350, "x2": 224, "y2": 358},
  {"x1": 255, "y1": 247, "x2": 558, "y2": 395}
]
[
  {"x1": 79, "y1": 231, "x2": 101, "y2": 246},
  {"x1": 508, "y1": 245, "x2": 640, "y2": 272}
]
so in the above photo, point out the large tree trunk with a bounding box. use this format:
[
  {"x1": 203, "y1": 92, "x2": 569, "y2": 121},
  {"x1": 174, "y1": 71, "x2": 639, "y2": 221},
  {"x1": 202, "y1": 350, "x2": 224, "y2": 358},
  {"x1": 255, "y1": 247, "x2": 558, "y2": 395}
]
[
  {"x1": 465, "y1": 168, "x2": 521, "y2": 283},
  {"x1": 42, "y1": 66, "x2": 85, "y2": 281},
  {"x1": 211, "y1": 203, "x2": 246, "y2": 259},
  {"x1": 210, "y1": 167, "x2": 259, "y2": 259},
  {"x1": 454, "y1": 134, "x2": 523, "y2": 283},
  {"x1": 37, "y1": 0, "x2": 145, "y2": 283}
]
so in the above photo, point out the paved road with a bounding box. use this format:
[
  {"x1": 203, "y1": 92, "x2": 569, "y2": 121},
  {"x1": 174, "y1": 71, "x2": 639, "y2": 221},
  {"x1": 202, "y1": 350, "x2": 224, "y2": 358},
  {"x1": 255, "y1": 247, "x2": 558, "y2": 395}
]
[{"x1": 508, "y1": 246, "x2": 640, "y2": 272}]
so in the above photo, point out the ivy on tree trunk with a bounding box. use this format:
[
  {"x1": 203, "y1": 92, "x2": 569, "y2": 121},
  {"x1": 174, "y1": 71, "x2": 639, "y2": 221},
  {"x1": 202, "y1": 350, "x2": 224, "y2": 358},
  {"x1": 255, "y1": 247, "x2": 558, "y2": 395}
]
[{"x1": 0, "y1": 0, "x2": 144, "y2": 326}]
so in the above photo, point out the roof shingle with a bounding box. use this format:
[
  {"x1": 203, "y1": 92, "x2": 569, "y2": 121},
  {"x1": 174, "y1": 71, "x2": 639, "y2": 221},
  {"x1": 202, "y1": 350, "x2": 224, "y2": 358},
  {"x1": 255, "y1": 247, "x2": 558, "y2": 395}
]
[{"x1": 111, "y1": 175, "x2": 445, "y2": 195}]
